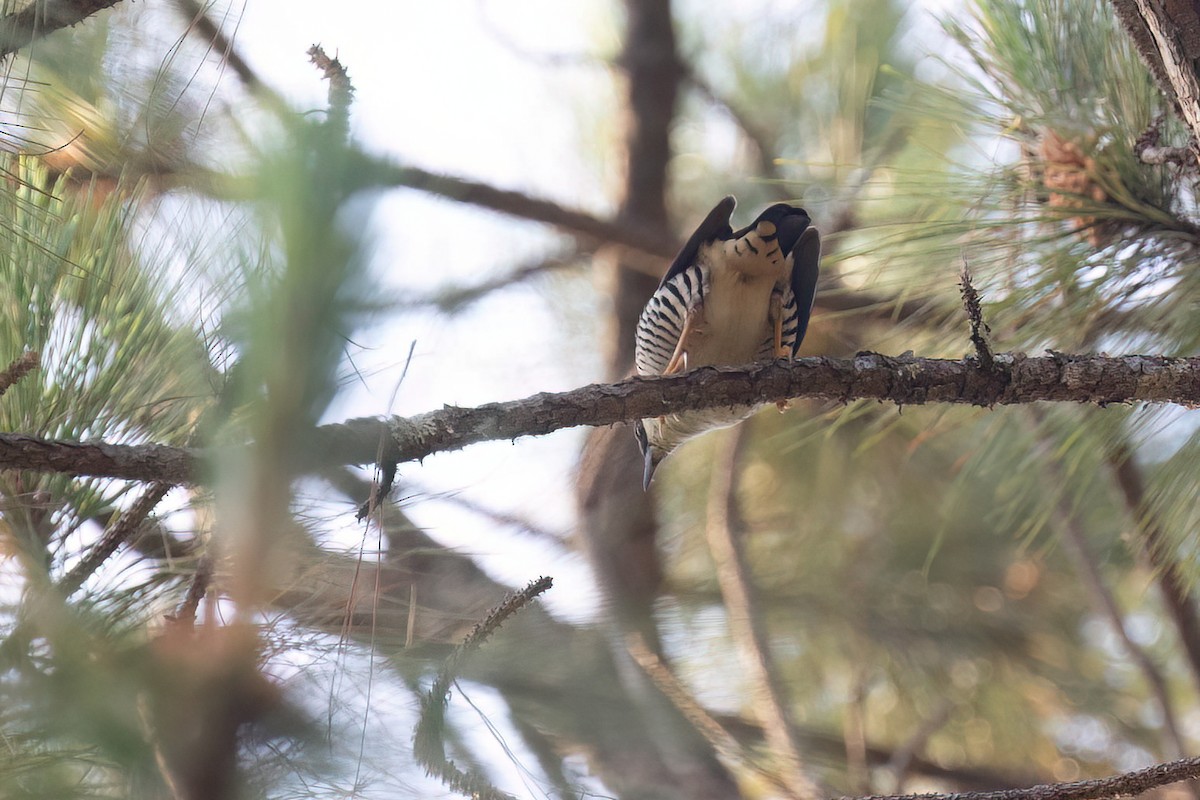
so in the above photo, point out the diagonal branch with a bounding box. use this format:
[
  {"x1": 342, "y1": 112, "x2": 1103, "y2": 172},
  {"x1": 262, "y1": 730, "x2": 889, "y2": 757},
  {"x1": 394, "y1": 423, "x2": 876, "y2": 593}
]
[
  {"x1": 363, "y1": 157, "x2": 931, "y2": 320},
  {"x1": 1108, "y1": 441, "x2": 1200, "y2": 697},
  {"x1": 366, "y1": 158, "x2": 680, "y2": 261},
  {"x1": 3, "y1": 353, "x2": 1200, "y2": 485},
  {"x1": 1111, "y1": 0, "x2": 1200, "y2": 165},
  {"x1": 57, "y1": 482, "x2": 173, "y2": 596},
  {"x1": 414, "y1": 576, "x2": 553, "y2": 800},
  {"x1": 705, "y1": 426, "x2": 819, "y2": 799},
  {"x1": 0, "y1": 0, "x2": 123, "y2": 60}
]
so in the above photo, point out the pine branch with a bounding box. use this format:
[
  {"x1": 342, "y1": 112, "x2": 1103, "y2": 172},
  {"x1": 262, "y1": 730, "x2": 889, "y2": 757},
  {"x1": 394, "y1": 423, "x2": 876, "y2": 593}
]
[
  {"x1": 626, "y1": 633, "x2": 801, "y2": 798},
  {"x1": 4, "y1": 353, "x2": 1200, "y2": 483},
  {"x1": 1035, "y1": 419, "x2": 1189, "y2": 760},
  {"x1": 835, "y1": 755, "x2": 1200, "y2": 800},
  {"x1": 414, "y1": 576, "x2": 553, "y2": 800},
  {"x1": 1111, "y1": 0, "x2": 1200, "y2": 165},
  {"x1": 0, "y1": 351, "x2": 38, "y2": 397},
  {"x1": 173, "y1": 0, "x2": 286, "y2": 110},
  {"x1": 0, "y1": 0, "x2": 123, "y2": 59},
  {"x1": 307, "y1": 44, "x2": 353, "y2": 134},
  {"x1": 56, "y1": 482, "x2": 173, "y2": 597}
]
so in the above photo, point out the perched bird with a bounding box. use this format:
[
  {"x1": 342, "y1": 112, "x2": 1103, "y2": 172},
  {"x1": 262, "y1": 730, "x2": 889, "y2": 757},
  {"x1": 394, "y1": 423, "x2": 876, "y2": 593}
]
[{"x1": 633, "y1": 196, "x2": 820, "y2": 489}]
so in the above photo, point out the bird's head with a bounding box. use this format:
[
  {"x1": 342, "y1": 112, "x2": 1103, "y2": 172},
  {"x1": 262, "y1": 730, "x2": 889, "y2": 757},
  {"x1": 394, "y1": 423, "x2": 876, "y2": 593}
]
[
  {"x1": 666, "y1": 197, "x2": 813, "y2": 282},
  {"x1": 634, "y1": 419, "x2": 669, "y2": 490},
  {"x1": 720, "y1": 202, "x2": 814, "y2": 279}
]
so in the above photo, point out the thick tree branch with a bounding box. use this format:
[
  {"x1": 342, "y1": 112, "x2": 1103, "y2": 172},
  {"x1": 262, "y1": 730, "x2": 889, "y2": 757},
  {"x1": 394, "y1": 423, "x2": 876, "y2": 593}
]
[
  {"x1": 0, "y1": 0, "x2": 123, "y2": 60},
  {"x1": 1111, "y1": 0, "x2": 1200, "y2": 165},
  {"x1": 3, "y1": 353, "x2": 1200, "y2": 484}
]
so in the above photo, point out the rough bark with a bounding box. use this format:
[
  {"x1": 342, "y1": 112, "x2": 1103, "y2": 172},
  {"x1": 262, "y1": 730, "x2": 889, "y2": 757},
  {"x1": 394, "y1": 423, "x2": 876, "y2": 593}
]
[
  {"x1": 0, "y1": 0, "x2": 123, "y2": 59},
  {"x1": 4, "y1": 352, "x2": 1200, "y2": 484},
  {"x1": 1111, "y1": 0, "x2": 1200, "y2": 164}
]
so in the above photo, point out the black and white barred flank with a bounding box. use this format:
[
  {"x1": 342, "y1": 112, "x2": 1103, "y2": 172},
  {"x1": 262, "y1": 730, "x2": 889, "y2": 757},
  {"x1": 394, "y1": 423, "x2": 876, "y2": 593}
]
[{"x1": 634, "y1": 263, "x2": 803, "y2": 377}]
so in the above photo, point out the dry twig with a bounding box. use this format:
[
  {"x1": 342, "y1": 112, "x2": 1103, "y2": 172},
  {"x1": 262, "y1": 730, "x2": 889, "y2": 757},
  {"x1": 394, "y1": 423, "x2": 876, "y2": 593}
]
[
  {"x1": 414, "y1": 576, "x2": 553, "y2": 800},
  {"x1": 308, "y1": 44, "x2": 354, "y2": 133},
  {"x1": 959, "y1": 263, "x2": 994, "y2": 371},
  {"x1": 57, "y1": 482, "x2": 173, "y2": 597},
  {"x1": 0, "y1": 350, "x2": 38, "y2": 397}
]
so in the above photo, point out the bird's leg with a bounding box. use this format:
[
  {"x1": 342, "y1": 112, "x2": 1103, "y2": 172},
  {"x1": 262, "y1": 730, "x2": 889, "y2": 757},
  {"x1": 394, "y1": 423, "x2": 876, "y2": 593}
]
[
  {"x1": 769, "y1": 287, "x2": 787, "y2": 359},
  {"x1": 664, "y1": 305, "x2": 701, "y2": 375},
  {"x1": 769, "y1": 287, "x2": 790, "y2": 412}
]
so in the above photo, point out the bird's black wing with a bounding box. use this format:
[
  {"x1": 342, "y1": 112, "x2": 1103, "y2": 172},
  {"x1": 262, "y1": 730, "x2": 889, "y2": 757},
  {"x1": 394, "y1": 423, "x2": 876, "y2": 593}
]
[
  {"x1": 786, "y1": 227, "x2": 821, "y2": 355},
  {"x1": 659, "y1": 195, "x2": 735, "y2": 288}
]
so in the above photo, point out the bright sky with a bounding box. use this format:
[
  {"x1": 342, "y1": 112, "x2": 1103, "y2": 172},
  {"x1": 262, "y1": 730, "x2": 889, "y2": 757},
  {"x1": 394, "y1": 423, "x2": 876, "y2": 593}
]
[{"x1": 229, "y1": 0, "x2": 622, "y2": 621}]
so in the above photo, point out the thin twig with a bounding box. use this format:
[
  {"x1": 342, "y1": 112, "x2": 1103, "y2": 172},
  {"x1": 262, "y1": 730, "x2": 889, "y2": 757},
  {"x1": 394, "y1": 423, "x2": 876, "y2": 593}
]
[
  {"x1": 1026, "y1": 411, "x2": 1188, "y2": 763},
  {"x1": 0, "y1": 350, "x2": 38, "y2": 397},
  {"x1": 307, "y1": 44, "x2": 354, "y2": 134},
  {"x1": 886, "y1": 701, "x2": 954, "y2": 794},
  {"x1": 410, "y1": 484, "x2": 567, "y2": 544},
  {"x1": 626, "y1": 632, "x2": 800, "y2": 799},
  {"x1": 414, "y1": 576, "x2": 552, "y2": 800},
  {"x1": 705, "y1": 425, "x2": 820, "y2": 799},
  {"x1": 1133, "y1": 114, "x2": 1195, "y2": 168},
  {"x1": 57, "y1": 482, "x2": 173, "y2": 597},
  {"x1": 1107, "y1": 441, "x2": 1200, "y2": 699},
  {"x1": 959, "y1": 261, "x2": 995, "y2": 371},
  {"x1": 167, "y1": 553, "x2": 214, "y2": 630},
  {"x1": 172, "y1": 0, "x2": 288, "y2": 112},
  {"x1": 832, "y1": 755, "x2": 1200, "y2": 800},
  {"x1": 355, "y1": 457, "x2": 395, "y2": 522},
  {"x1": 400, "y1": 250, "x2": 587, "y2": 313},
  {"x1": 715, "y1": 713, "x2": 1044, "y2": 791},
  {"x1": 685, "y1": 67, "x2": 785, "y2": 190}
]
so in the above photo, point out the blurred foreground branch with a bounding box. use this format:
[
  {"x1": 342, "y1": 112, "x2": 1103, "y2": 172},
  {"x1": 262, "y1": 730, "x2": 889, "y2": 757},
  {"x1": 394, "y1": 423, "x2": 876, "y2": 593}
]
[
  {"x1": 3, "y1": 353, "x2": 1200, "y2": 482},
  {"x1": 414, "y1": 576, "x2": 553, "y2": 800}
]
